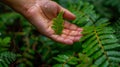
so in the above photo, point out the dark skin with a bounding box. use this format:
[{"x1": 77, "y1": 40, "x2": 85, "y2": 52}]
[{"x1": 1, "y1": 0, "x2": 83, "y2": 45}]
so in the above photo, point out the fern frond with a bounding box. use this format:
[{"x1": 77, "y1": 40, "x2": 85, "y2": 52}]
[
  {"x1": 52, "y1": 11, "x2": 64, "y2": 35},
  {"x1": 81, "y1": 25, "x2": 120, "y2": 67},
  {"x1": 53, "y1": 54, "x2": 78, "y2": 65},
  {"x1": 0, "y1": 37, "x2": 11, "y2": 52},
  {"x1": 53, "y1": 53, "x2": 98, "y2": 67},
  {"x1": 0, "y1": 52, "x2": 16, "y2": 67},
  {"x1": 60, "y1": 1, "x2": 120, "y2": 66},
  {"x1": 52, "y1": 0, "x2": 120, "y2": 67},
  {"x1": 113, "y1": 19, "x2": 120, "y2": 44}
]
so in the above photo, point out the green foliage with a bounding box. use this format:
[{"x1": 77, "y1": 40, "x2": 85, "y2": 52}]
[
  {"x1": 0, "y1": 37, "x2": 10, "y2": 52},
  {"x1": 81, "y1": 25, "x2": 120, "y2": 67},
  {"x1": 59, "y1": 0, "x2": 120, "y2": 67},
  {"x1": 0, "y1": 52, "x2": 16, "y2": 67},
  {"x1": 113, "y1": 19, "x2": 120, "y2": 44},
  {"x1": 0, "y1": 37, "x2": 16, "y2": 67},
  {"x1": 82, "y1": 0, "x2": 120, "y2": 19},
  {"x1": 52, "y1": 11, "x2": 64, "y2": 35},
  {"x1": 53, "y1": 55, "x2": 78, "y2": 65},
  {"x1": 53, "y1": 53, "x2": 98, "y2": 67},
  {"x1": 105, "y1": 0, "x2": 120, "y2": 12},
  {"x1": 77, "y1": 53, "x2": 98, "y2": 67},
  {"x1": 0, "y1": 0, "x2": 120, "y2": 67}
]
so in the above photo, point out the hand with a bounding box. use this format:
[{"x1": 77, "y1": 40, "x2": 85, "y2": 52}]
[{"x1": 1, "y1": 0, "x2": 83, "y2": 45}]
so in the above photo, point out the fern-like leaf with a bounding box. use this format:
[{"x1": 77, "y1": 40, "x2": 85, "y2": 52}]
[
  {"x1": 0, "y1": 37, "x2": 11, "y2": 52},
  {"x1": 52, "y1": 11, "x2": 64, "y2": 35},
  {"x1": 60, "y1": 0, "x2": 120, "y2": 67},
  {"x1": 0, "y1": 52, "x2": 16, "y2": 67}
]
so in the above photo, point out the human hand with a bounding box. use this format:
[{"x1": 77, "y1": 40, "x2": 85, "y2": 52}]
[{"x1": 1, "y1": 0, "x2": 83, "y2": 45}]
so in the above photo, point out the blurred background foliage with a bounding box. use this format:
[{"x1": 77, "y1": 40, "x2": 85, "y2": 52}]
[{"x1": 0, "y1": 0, "x2": 120, "y2": 67}]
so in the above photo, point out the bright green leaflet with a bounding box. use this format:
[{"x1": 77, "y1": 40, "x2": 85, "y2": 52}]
[{"x1": 52, "y1": 11, "x2": 64, "y2": 35}]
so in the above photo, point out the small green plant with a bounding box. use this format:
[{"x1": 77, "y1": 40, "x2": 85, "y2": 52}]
[{"x1": 52, "y1": 11, "x2": 64, "y2": 35}]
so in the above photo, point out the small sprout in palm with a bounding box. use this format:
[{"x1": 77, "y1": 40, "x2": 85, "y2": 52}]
[{"x1": 52, "y1": 11, "x2": 64, "y2": 35}]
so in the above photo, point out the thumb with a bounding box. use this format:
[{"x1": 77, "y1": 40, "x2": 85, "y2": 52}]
[{"x1": 40, "y1": 1, "x2": 76, "y2": 20}]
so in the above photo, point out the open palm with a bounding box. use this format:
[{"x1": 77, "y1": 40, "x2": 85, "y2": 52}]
[{"x1": 24, "y1": 0, "x2": 83, "y2": 45}]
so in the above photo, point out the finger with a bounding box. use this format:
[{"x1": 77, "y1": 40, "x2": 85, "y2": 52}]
[
  {"x1": 73, "y1": 36, "x2": 82, "y2": 42},
  {"x1": 62, "y1": 29, "x2": 70, "y2": 35},
  {"x1": 66, "y1": 36, "x2": 75, "y2": 41},
  {"x1": 69, "y1": 30, "x2": 82, "y2": 36},
  {"x1": 61, "y1": 34, "x2": 74, "y2": 40},
  {"x1": 77, "y1": 28, "x2": 84, "y2": 31},
  {"x1": 61, "y1": 34, "x2": 67, "y2": 38},
  {"x1": 62, "y1": 29, "x2": 82, "y2": 36},
  {"x1": 61, "y1": 34, "x2": 82, "y2": 42},
  {"x1": 64, "y1": 21, "x2": 83, "y2": 31},
  {"x1": 60, "y1": 7, "x2": 76, "y2": 20},
  {"x1": 64, "y1": 21, "x2": 77, "y2": 30},
  {"x1": 50, "y1": 35, "x2": 73, "y2": 45}
]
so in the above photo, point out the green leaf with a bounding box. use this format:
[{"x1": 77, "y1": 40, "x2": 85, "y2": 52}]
[
  {"x1": 94, "y1": 55, "x2": 106, "y2": 66},
  {"x1": 3, "y1": 37, "x2": 11, "y2": 45},
  {"x1": 95, "y1": 18, "x2": 108, "y2": 26},
  {"x1": 101, "y1": 39, "x2": 118, "y2": 44},
  {"x1": 104, "y1": 44, "x2": 120, "y2": 50},
  {"x1": 83, "y1": 39, "x2": 98, "y2": 53},
  {"x1": 100, "y1": 60, "x2": 109, "y2": 67},
  {"x1": 53, "y1": 55, "x2": 69, "y2": 63},
  {"x1": 52, "y1": 11, "x2": 64, "y2": 35},
  {"x1": 0, "y1": 52, "x2": 16, "y2": 67},
  {"x1": 107, "y1": 51, "x2": 120, "y2": 57},
  {"x1": 86, "y1": 45, "x2": 100, "y2": 56},
  {"x1": 109, "y1": 57, "x2": 120, "y2": 62},
  {"x1": 82, "y1": 35, "x2": 97, "y2": 48},
  {"x1": 78, "y1": 53, "x2": 92, "y2": 63},
  {"x1": 99, "y1": 35, "x2": 116, "y2": 40},
  {"x1": 67, "y1": 57, "x2": 78, "y2": 65},
  {"x1": 91, "y1": 50, "x2": 103, "y2": 59}
]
